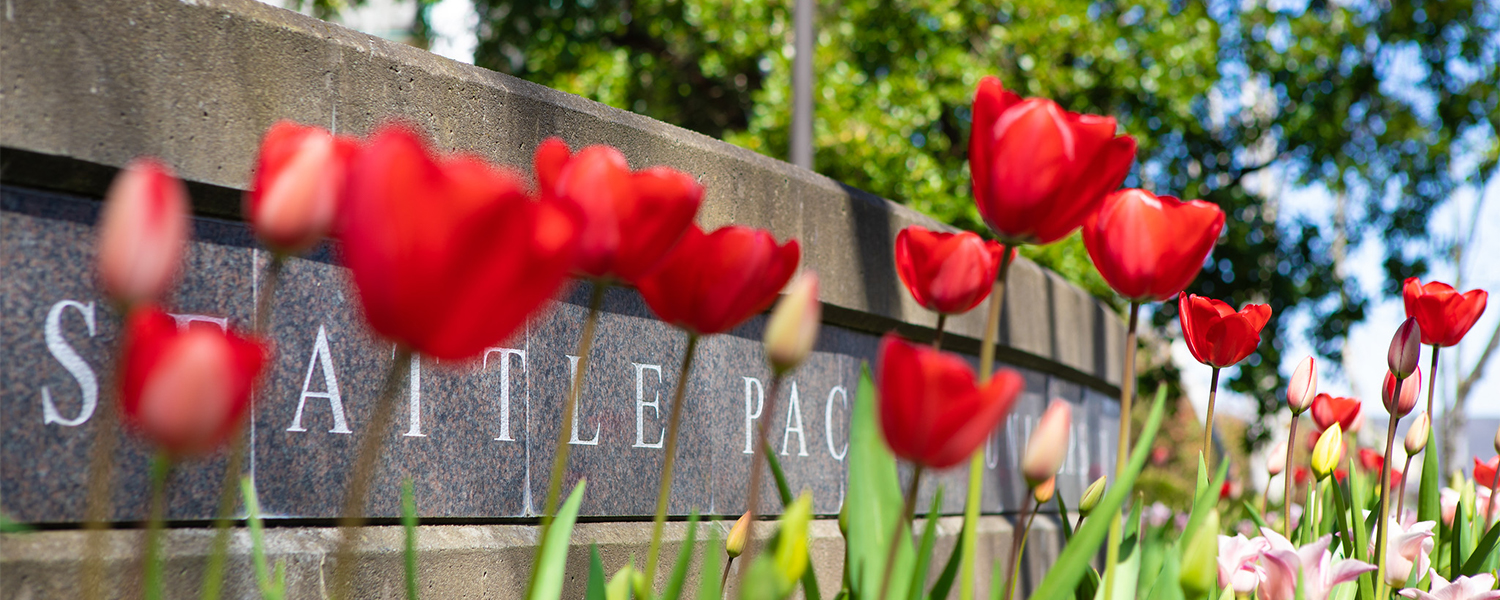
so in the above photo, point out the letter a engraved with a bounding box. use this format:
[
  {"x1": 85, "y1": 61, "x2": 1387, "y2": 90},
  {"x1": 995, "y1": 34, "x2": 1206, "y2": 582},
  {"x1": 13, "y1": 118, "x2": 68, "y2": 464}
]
[
  {"x1": 633, "y1": 363, "x2": 664, "y2": 449},
  {"x1": 41, "y1": 300, "x2": 98, "y2": 426},
  {"x1": 287, "y1": 325, "x2": 352, "y2": 434},
  {"x1": 403, "y1": 352, "x2": 425, "y2": 437},
  {"x1": 484, "y1": 347, "x2": 526, "y2": 442},
  {"x1": 824, "y1": 385, "x2": 848, "y2": 461},
  {"x1": 743, "y1": 377, "x2": 764, "y2": 454},
  {"x1": 780, "y1": 382, "x2": 809, "y2": 457},
  {"x1": 567, "y1": 355, "x2": 600, "y2": 445}
]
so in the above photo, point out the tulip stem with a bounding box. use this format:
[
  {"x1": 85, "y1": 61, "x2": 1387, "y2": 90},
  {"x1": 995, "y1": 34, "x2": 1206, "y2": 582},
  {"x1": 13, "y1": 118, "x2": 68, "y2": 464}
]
[
  {"x1": 721, "y1": 556, "x2": 735, "y2": 597},
  {"x1": 1487, "y1": 466, "x2": 1499, "y2": 530},
  {"x1": 643, "y1": 333, "x2": 701, "y2": 588},
  {"x1": 878, "y1": 466, "x2": 923, "y2": 600},
  {"x1": 201, "y1": 252, "x2": 285, "y2": 600},
  {"x1": 1424, "y1": 345, "x2": 1440, "y2": 419},
  {"x1": 80, "y1": 372, "x2": 122, "y2": 599},
  {"x1": 141, "y1": 453, "x2": 172, "y2": 600},
  {"x1": 1397, "y1": 452, "x2": 1414, "y2": 519},
  {"x1": 1203, "y1": 367, "x2": 1221, "y2": 468},
  {"x1": 522, "y1": 283, "x2": 608, "y2": 600},
  {"x1": 734, "y1": 372, "x2": 785, "y2": 592},
  {"x1": 932, "y1": 313, "x2": 947, "y2": 350},
  {"x1": 330, "y1": 347, "x2": 413, "y2": 600},
  {"x1": 1003, "y1": 494, "x2": 1038, "y2": 600},
  {"x1": 1373, "y1": 404, "x2": 1402, "y2": 600},
  {"x1": 1284, "y1": 416, "x2": 1299, "y2": 537},
  {"x1": 1103, "y1": 300, "x2": 1141, "y2": 600},
  {"x1": 962, "y1": 245, "x2": 1013, "y2": 600}
]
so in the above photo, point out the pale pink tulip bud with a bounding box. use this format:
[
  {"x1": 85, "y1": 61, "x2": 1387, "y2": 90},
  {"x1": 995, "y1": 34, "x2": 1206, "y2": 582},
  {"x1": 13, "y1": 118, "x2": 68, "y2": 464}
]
[
  {"x1": 1387, "y1": 317, "x2": 1422, "y2": 380},
  {"x1": 1286, "y1": 356, "x2": 1317, "y2": 414},
  {"x1": 764, "y1": 272, "x2": 821, "y2": 374},
  {"x1": 1021, "y1": 401, "x2": 1072, "y2": 486},
  {"x1": 1382, "y1": 366, "x2": 1421, "y2": 417},
  {"x1": 1405, "y1": 413, "x2": 1430, "y2": 455},
  {"x1": 96, "y1": 159, "x2": 189, "y2": 307},
  {"x1": 1266, "y1": 441, "x2": 1287, "y2": 476},
  {"x1": 246, "y1": 121, "x2": 357, "y2": 253}
]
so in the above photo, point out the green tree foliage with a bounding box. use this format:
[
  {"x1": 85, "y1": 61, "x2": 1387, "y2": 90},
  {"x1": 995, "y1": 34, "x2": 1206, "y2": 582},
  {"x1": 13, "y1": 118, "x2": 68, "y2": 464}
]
[{"x1": 472, "y1": 0, "x2": 1500, "y2": 442}]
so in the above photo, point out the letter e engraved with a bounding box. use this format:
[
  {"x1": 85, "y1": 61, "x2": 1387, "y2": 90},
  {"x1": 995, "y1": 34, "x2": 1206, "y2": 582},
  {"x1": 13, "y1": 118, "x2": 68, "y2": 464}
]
[
  {"x1": 287, "y1": 325, "x2": 352, "y2": 433},
  {"x1": 567, "y1": 355, "x2": 600, "y2": 445},
  {"x1": 167, "y1": 313, "x2": 228, "y2": 332},
  {"x1": 484, "y1": 347, "x2": 526, "y2": 442},
  {"x1": 404, "y1": 352, "x2": 425, "y2": 437},
  {"x1": 633, "y1": 362, "x2": 664, "y2": 449},
  {"x1": 780, "y1": 382, "x2": 808, "y2": 457},
  {"x1": 742, "y1": 377, "x2": 764, "y2": 454},
  {"x1": 824, "y1": 385, "x2": 848, "y2": 461},
  {"x1": 41, "y1": 300, "x2": 99, "y2": 426}
]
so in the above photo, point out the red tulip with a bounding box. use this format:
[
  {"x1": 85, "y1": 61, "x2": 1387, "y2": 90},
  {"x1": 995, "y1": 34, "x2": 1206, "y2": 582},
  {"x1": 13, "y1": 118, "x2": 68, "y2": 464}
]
[
  {"x1": 876, "y1": 334, "x2": 1024, "y2": 469},
  {"x1": 1082, "y1": 189, "x2": 1225, "y2": 302},
  {"x1": 968, "y1": 77, "x2": 1136, "y2": 245},
  {"x1": 1358, "y1": 448, "x2": 1384, "y2": 472},
  {"x1": 1311, "y1": 393, "x2": 1361, "y2": 434},
  {"x1": 1178, "y1": 293, "x2": 1272, "y2": 368},
  {"x1": 245, "y1": 121, "x2": 360, "y2": 253},
  {"x1": 1402, "y1": 277, "x2": 1488, "y2": 347},
  {"x1": 894, "y1": 225, "x2": 1011, "y2": 314},
  {"x1": 119, "y1": 307, "x2": 268, "y2": 457},
  {"x1": 338, "y1": 124, "x2": 582, "y2": 361},
  {"x1": 533, "y1": 139, "x2": 703, "y2": 283},
  {"x1": 96, "y1": 158, "x2": 190, "y2": 307},
  {"x1": 636, "y1": 225, "x2": 800, "y2": 335},
  {"x1": 1477, "y1": 456, "x2": 1499, "y2": 490},
  {"x1": 1382, "y1": 367, "x2": 1421, "y2": 417},
  {"x1": 1293, "y1": 466, "x2": 1311, "y2": 486}
]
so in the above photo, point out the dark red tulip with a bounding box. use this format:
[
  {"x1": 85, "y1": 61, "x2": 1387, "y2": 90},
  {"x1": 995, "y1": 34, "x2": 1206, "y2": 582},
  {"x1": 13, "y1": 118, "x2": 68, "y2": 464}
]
[
  {"x1": 1178, "y1": 293, "x2": 1272, "y2": 368},
  {"x1": 338, "y1": 124, "x2": 582, "y2": 361},
  {"x1": 119, "y1": 307, "x2": 268, "y2": 457},
  {"x1": 1476, "y1": 456, "x2": 1499, "y2": 490},
  {"x1": 635, "y1": 225, "x2": 800, "y2": 335},
  {"x1": 1082, "y1": 189, "x2": 1225, "y2": 302},
  {"x1": 969, "y1": 77, "x2": 1136, "y2": 246},
  {"x1": 894, "y1": 225, "x2": 1012, "y2": 315},
  {"x1": 876, "y1": 334, "x2": 1024, "y2": 469},
  {"x1": 533, "y1": 139, "x2": 703, "y2": 284},
  {"x1": 245, "y1": 121, "x2": 360, "y2": 253},
  {"x1": 1310, "y1": 393, "x2": 1361, "y2": 434},
  {"x1": 1402, "y1": 277, "x2": 1488, "y2": 348}
]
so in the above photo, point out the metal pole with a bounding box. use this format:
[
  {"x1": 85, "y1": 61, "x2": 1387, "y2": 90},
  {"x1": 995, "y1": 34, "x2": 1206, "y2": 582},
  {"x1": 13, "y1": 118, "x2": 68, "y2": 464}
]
[{"x1": 790, "y1": 0, "x2": 814, "y2": 169}]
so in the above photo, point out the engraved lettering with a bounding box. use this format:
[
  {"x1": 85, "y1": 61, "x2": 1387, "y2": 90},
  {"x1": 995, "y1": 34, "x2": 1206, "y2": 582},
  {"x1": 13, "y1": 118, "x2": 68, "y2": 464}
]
[
  {"x1": 287, "y1": 325, "x2": 351, "y2": 433},
  {"x1": 567, "y1": 355, "x2": 600, "y2": 445},
  {"x1": 633, "y1": 362, "x2": 664, "y2": 449},
  {"x1": 403, "y1": 352, "x2": 425, "y2": 437},
  {"x1": 484, "y1": 347, "x2": 526, "y2": 442},
  {"x1": 41, "y1": 300, "x2": 98, "y2": 426},
  {"x1": 167, "y1": 313, "x2": 228, "y2": 332},
  {"x1": 780, "y1": 382, "x2": 808, "y2": 457},
  {"x1": 824, "y1": 385, "x2": 848, "y2": 461},
  {"x1": 743, "y1": 377, "x2": 764, "y2": 454}
]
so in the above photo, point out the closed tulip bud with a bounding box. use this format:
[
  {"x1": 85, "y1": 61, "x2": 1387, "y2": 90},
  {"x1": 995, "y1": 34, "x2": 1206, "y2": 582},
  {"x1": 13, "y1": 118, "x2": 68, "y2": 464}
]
[
  {"x1": 1033, "y1": 477, "x2": 1056, "y2": 504},
  {"x1": 1405, "y1": 413, "x2": 1431, "y2": 455},
  {"x1": 1287, "y1": 356, "x2": 1317, "y2": 414},
  {"x1": 96, "y1": 158, "x2": 190, "y2": 308},
  {"x1": 1079, "y1": 477, "x2": 1106, "y2": 515},
  {"x1": 1311, "y1": 424, "x2": 1343, "y2": 480},
  {"x1": 1021, "y1": 401, "x2": 1072, "y2": 486},
  {"x1": 246, "y1": 121, "x2": 358, "y2": 253},
  {"x1": 726, "y1": 511, "x2": 751, "y2": 558},
  {"x1": 1267, "y1": 441, "x2": 1287, "y2": 476},
  {"x1": 1382, "y1": 366, "x2": 1421, "y2": 417},
  {"x1": 774, "y1": 494, "x2": 814, "y2": 585},
  {"x1": 1179, "y1": 509, "x2": 1220, "y2": 597},
  {"x1": 764, "y1": 272, "x2": 821, "y2": 374},
  {"x1": 1388, "y1": 317, "x2": 1422, "y2": 380}
]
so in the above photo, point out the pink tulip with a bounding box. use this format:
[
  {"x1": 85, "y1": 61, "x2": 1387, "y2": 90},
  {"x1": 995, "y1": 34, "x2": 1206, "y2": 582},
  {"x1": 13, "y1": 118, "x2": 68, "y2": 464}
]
[
  {"x1": 1383, "y1": 367, "x2": 1422, "y2": 417},
  {"x1": 1021, "y1": 401, "x2": 1072, "y2": 485},
  {"x1": 1398, "y1": 571, "x2": 1500, "y2": 600},
  {"x1": 1267, "y1": 441, "x2": 1288, "y2": 476},
  {"x1": 96, "y1": 158, "x2": 190, "y2": 307},
  {"x1": 1258, "y1": 529, "x2": 1376, "y2": 600},
  {"x1": 1287, "y1": 357, "x2": 1317, "y2": 414},
  {"x1": 1388, "y1": 317, "x2": 1423, "y2": 380},
  {"x1": 1372, "y1": 518, "x2": 1436, "y2": 587},
  {"x1": 1217, "y1": 534, "x2": 1268, "y2": 595}
]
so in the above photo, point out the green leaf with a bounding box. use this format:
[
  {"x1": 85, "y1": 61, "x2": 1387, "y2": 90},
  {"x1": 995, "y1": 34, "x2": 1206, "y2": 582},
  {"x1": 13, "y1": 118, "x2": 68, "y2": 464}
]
[
  {"x1": 240, "y1": 476, "x2": 284, "y2": 600},
  {"x1": 402, "y1": 479, "x2": 420, "y2": 600},
  {"x1": 1450, "y1": 499, "x2": 1466, "y2": 581},
  {"x1": 927, "y1": 522, "x2": 964, "y2": 600},
  {"x1": 586, "y1": 546, "x2": 608, "y2": 600},
  {"x1": 764, "y1": 450, "x2": 822, "y2": 600},
  {"x1": 1417, "y1": 431, "x2": 1440, "y2": 525},
  {"x1": 1182, "y1": 455, "x2": 1229, "y2": 546},
  {"x1": 1458, "y1": 521, "x2": 1500, "y2": 576},
  {"x1": 662, "y1": 512, "x2": 700, "y2": 600},
  {"x1": 1242, "y1": 501, "x2": 1268, "y2": 532},
  {"x1": 1028, "y1": 386, "x2": 1169, "y2": 600},
  {"x1": 907, "y1": 488, "x2": 944, "y2": 600},
  {"x1": 530, "y1": 480, "x2": 587, "y2": 600},
  {"x1": 1143, "y1": 543, "x2": 1183, "y2": 600},
  {"x1": 1056, "y1": 491, "x2": 1074, "y2": 543},
  {"x1": 846, "y1": 363, "x2": 913, "y2": 598},
  {"x1": 1095, "y1": 516, "x2": 1140, "y2": 600},
  {"x1": 0, "y1": 512, "x2": 30, "y2": 533},
  {"x1": 698, "y1": 526, "x2": 723, "y2": 600}
]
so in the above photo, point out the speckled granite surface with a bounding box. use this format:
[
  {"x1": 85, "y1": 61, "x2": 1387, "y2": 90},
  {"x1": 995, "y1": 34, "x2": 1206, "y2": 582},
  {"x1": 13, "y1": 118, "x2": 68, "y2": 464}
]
[{"x1": 2, "y1": 186, "x2": 1119, "y2": 522}]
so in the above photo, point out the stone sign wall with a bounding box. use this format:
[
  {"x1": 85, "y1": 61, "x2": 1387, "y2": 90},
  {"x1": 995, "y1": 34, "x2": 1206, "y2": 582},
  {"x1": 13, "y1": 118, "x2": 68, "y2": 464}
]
[{"x1": 0, "y1": 0, "x2": 1124, "y2": 524}]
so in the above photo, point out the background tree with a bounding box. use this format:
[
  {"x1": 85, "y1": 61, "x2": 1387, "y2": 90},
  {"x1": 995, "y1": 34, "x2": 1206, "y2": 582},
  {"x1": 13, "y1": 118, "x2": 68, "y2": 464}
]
[{"x1": 470, "y1": 0, "x2": 1500, "y2": 446}]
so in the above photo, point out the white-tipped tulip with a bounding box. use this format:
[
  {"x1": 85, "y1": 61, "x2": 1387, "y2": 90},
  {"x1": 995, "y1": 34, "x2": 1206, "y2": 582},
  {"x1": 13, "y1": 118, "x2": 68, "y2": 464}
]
[
  {"x1": 1021, "y1": 401, "x2": 1072, "y2": 486},
  {"x1": 1388, "y1": 317, "x2": 1422, "y2": 380},
  {"x1": 1405, "y1": 413, "x2": 1430, "y2": 455},
  {"x1": 764, "y1": 272, "x2": 821, "y2": 374},
  {"x1": 1287, "y1": 356, "x2": 1317, "y2": 414},
  {"x1": 1267, "y1": 441, "x2": 1287, "y2": 476},
  {"x1": 96, "y1": 158, "x2": 189, "y2": 307}
]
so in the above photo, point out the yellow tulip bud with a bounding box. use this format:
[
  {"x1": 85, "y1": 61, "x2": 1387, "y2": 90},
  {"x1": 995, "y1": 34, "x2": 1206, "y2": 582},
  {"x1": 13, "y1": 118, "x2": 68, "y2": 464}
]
[
  {"x1": 1033, "y1": 477, "x2": 1056, "y2": 504},
  {"x1": 774, "y1": 494, "x2": 814, "y2": 585},
  {"x1": 1404, "y1": 413, "x2": 1430, "y2": 455},
  {"x1": 764, "y1": 272, "x2": 821, "y2": 374},
  {"x1": 1078, "y1": 477, "x2": 1106, "y2": 515},
  {"x1": 1311, "y1": 424, "x2": 1343, "y2": 480},
  {"x1": 726, "y1": 511, "x2": 752, "y2": 558}
]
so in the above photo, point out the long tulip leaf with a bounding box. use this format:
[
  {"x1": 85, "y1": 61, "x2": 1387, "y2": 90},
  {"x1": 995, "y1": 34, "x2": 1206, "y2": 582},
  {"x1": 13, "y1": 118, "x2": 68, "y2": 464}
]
[
  {"x1": 1182, "y1": 455, "x2": 1228, "y2": 545},
  {"x1": 1458, "y1": 521, "x2": 1500, "y2": 576},
  {"x1": 847, "y1": 363, "x2": 913, "y2": 598},
  {"x1": 585, "y1": 546, "x2": 607, "y2": 600},
  {"x1": 661, "y1": 512, "x2": 700, "y2": 600},
  {"x1": 698, "y1": 525, "x2": 723, "y2": 600},
  {"x1": 1242, "y1": 501, "x2": 1268, "y2": 531},
  {"x1": 1055, "y1": 491, "x2": 1074, "y2": 543},
  {"x1": 1450, "y1": 500, "x2": 1466, "y2": 581},
  {"x1": 1028, "y1": 386, "x2": 1168, "y2": 600},
  {"x1": 1143, "y1": 543, "x2": 1183, "y2": 600},
  {"x1": 907, "y1": 489, "x2": 944, "y2": 600},
  {"x1": 1417, "y1": 431, "x2": 1440, "y2": 525},
  {"x1": 529, "y1": 480, "x2": 586, "y2": 600},
  {"x1": 401, "y1": 479, "x2": 420, "y2": 600},
  {"x1": 927, "y1": 522, "x2": 965, "y2": 600}
]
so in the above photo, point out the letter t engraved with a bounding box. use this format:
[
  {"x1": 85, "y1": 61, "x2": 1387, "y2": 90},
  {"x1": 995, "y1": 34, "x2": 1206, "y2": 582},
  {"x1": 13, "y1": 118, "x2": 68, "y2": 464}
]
[
  {"x1": 484, "y1": 347, "x2": 526, "y2": 442},
  {"x1": 403, "y1": 352, "x2": 425, "y2": 437}
]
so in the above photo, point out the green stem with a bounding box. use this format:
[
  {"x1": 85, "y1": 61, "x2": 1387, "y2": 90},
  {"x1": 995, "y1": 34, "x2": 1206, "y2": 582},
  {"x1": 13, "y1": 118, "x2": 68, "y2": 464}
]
[
  {"x1": 1284, "y1": 417, "x2": 1299, "y2": 537},
  {"x1": 142, "y1": 454, "x2": 172, "y2": 600},
  {"x1": 933, "y1": 313, "x2": 948, "y2": 350},
  {"x1": 1203, "y1": 367, "x2": 1221, "y2": 468},
  {"x1": 734, "y1": 373, "x2": 784, "y2": 592},
  {"x1": 1424, "y1": 345, "x2": 1440, "y2": 419},
  {"x1": 643, "y1": 333, "x2": 701, "y2": 587},
  {"x1": 878, "y1": 466, "x2": 923, "y2": 600},
  {"x1": 330, "y1": 347, "x2": 414, "y2": 599},
  {"x1": 1102, "y1": 301, "x2": 1141, "y2": 600},
  {"x1": 1373, "y1": 407, "x2": 1402, "y2": 599},
  {"x1": 961, "y1": 246, "x2": 1013, "y2": 600},
  {"x1": 1397, "y1": 453, "x2": 1413, "y2": 520},
  {"x1": 1002, "y1": 495, "x2": 1037, "y2": 600},
  {"x1": 523, "y1": 283, "x2": 607, "y2": 600},
  {"x1": 80, "y1": 375, "x2": 121, "y2": 600}
]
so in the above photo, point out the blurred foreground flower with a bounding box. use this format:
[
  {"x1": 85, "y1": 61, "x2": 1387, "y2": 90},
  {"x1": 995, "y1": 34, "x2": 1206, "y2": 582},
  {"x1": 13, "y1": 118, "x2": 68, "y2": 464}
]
[
  {"x1": 1312, "y1": 393, "x2": 1361, "y2": 434},
  {"x1": 876, "y1": 334, "x2": 1024, "y2": 469},
  {"x1": 764, "y1": 272, "x2": 820, "y2": 374},
  {"x1": 1021, "y1": 401, "x2": 1071, "y2": 485},
  {"x1": 96, "y1": 158, "x2": 189, "y2": 308},
  {"x1": 1260, "y1": 529, "x2": 1376, "y2": 600},
  {"x1": 246, "y1": 121, "x2": 358, "y2": 253},
  {"x1": 1398, "y1": 571, "x2": 1500, "y2": 600},
  {"x1": 1216, "y1": 533, "x2": 1267, "y2": 595},
  {"x1": 1373, "y1": 518, "x2": 1436, "y2": 587}
]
